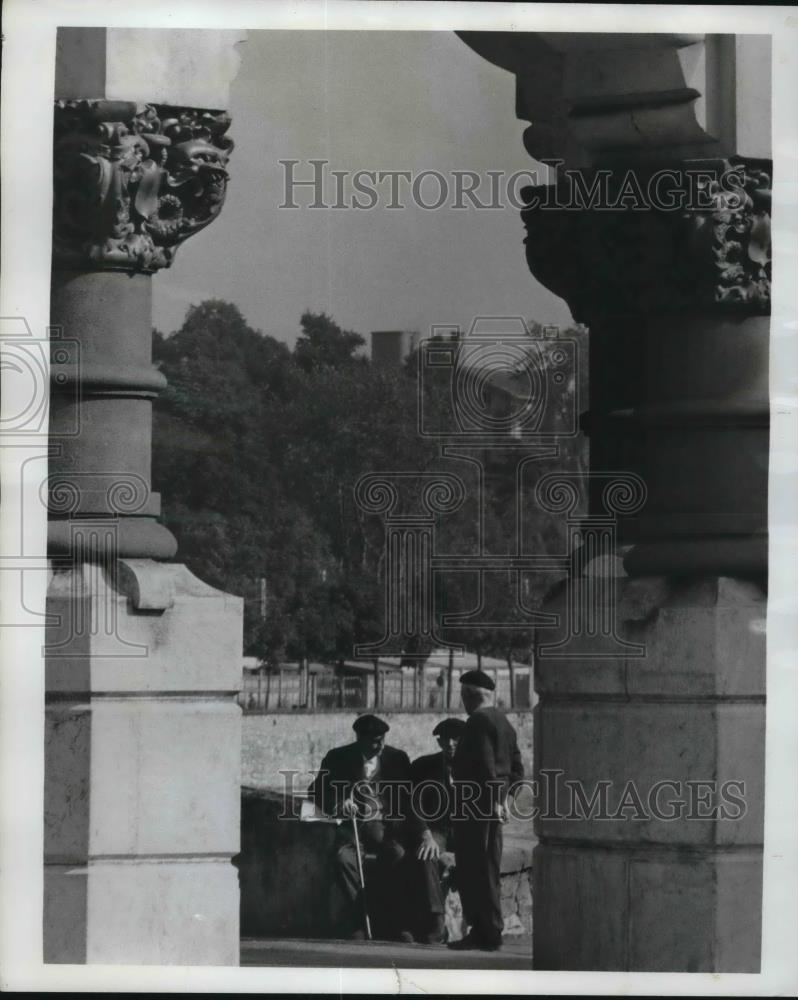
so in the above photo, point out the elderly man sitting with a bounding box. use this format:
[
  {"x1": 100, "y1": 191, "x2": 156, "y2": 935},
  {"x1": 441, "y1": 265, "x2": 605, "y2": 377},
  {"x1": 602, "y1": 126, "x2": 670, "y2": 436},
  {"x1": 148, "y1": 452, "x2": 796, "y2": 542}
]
[
  {"x1": 310, "y1": 714, "x2": 415, "y2": 941},
  {"x1": 407, "y1": 717, "x2": 466, "y2": 943}
]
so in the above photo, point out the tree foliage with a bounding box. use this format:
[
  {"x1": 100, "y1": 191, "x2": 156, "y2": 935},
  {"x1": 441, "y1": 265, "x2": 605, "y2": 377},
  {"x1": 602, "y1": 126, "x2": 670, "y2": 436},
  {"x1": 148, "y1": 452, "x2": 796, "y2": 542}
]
[
  {"x1": 293, "y1": 310, "x2": 366, "y2": 373},
  {"x1": 152, "y1": 301, "x2": 588, "y2": 669}
]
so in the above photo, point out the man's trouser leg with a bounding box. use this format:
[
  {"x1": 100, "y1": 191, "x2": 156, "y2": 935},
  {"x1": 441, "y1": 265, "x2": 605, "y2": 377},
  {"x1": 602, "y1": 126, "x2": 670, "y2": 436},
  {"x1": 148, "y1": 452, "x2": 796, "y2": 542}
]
[
  {"x1": 334, "y1": 821, "x2": 408, "y2": 938},
  {"x1": 454, "y1": 818, "x2": 503, "y2": 945},
  {"x1": 334, "y1": 820, "x2": 382, "y2": 934},
  {"x1": 375, "y1": 830, "x2": 411, "y2": 938},
  {"x1": 412, "y1": 829, "x2": 447, "y2": 937}
]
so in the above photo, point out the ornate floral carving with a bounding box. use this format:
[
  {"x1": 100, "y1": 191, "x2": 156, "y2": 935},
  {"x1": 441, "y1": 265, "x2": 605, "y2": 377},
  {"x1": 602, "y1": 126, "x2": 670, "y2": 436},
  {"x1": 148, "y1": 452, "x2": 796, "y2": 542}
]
[
  {"x1": 521, "y1": 158, "x2": 771, "y2": 321},
  {"x1": 694, "y1": 162, "x2": 771, "y2": 308},
  {"x1": 53, "y1": 100, "x2": 234, "y2": 272}
]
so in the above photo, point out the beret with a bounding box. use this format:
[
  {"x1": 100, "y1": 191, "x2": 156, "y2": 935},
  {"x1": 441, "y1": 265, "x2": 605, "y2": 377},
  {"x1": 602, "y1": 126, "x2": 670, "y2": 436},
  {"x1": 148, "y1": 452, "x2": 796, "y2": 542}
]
[
  {"x1": 433, "y1": 718, "x2": 466, "y2": 738},
  {"x1": 459, "y1": 669, "x2": 495, "y2": 691},
  {"x1": 352, "y1": 714, "x2": 390, "y2": 735}
]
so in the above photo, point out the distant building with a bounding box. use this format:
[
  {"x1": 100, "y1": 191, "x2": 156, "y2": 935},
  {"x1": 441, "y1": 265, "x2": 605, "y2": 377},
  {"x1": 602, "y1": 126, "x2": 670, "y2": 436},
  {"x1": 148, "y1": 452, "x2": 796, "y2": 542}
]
[{"x1": 370, "y1": 329, "x2": 419, "y2": 367}]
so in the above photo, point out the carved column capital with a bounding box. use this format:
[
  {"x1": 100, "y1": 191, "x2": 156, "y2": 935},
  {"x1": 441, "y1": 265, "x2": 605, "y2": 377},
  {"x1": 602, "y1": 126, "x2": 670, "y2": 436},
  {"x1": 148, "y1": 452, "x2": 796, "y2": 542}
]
[
  {"x1": 521, "y1": 158, "x2": 771, "y2": 323},
  {"x1": 53, "y1": 99, "x2": 234, "y2": 273},
  {"x1": 519, "y1": 157, "x2": 771, "y2": 577}
]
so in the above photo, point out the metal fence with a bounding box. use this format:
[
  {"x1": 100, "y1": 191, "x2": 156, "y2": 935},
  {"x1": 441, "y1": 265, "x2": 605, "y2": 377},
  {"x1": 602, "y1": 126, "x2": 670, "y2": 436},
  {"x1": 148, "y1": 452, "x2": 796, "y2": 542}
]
[{"x1": 238, "y1": 662, "x2": 532, "y2": 714}]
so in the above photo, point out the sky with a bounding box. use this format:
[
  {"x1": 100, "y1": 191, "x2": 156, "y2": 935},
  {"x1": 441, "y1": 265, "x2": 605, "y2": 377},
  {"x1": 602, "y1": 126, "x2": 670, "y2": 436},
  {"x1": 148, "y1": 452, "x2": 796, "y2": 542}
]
[{"x1": 152, "y1": 30, "x2": 573, "y2": 346}]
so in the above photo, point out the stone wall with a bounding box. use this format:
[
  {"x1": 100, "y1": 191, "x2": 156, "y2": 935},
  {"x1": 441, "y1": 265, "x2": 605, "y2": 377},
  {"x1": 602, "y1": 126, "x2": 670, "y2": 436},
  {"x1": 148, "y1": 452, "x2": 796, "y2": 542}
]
[{"x1": 241, "y1": 710, "x2": 535, "y2": 791}]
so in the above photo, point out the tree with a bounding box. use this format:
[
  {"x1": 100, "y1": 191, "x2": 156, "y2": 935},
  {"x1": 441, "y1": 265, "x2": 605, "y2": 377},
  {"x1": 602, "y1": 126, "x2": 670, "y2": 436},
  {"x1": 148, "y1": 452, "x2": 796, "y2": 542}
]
[
  {"x1": 152, "y1": 300, "x2": 588, "y2": 677},
  {"x1": 152, "y1": 300, "x2": 441, "y2": 663},
  {"x1": 293, "y1": 311, "x2": 366, "y2": 372}
]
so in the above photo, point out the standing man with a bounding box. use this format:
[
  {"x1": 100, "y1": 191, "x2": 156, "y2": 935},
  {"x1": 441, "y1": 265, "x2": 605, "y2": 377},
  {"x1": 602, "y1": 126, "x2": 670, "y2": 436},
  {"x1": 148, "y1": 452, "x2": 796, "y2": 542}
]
[
  {"x1": 448, "y1": 670, "x2": 524, "y2": 952},
  {"x1": 310, "y1": 714, "x2": 415, "y2": 941},
  {"x1": 407, "y1": 717, "x2": 466, "y2": 943}
]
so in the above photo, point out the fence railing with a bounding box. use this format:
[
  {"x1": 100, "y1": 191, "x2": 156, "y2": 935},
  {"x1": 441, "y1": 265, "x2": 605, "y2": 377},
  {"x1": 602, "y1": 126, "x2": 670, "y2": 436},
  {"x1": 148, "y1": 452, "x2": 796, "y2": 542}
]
[{"x1": 238, "y1": 665, "x2": 532, "y2": 714}]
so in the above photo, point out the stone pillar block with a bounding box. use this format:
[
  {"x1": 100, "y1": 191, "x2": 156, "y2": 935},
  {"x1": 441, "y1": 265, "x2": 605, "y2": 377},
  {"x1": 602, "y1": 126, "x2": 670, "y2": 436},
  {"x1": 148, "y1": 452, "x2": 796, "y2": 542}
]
[
  {"x1": 44, "y1": 560, "x2": 243, "y2": 965},
  {"x1": 533, "y1": 844, "x2": 761, "y2": 972},
  {"x1": 533, "y1": 572, "x2": 765, "y2": 971}
]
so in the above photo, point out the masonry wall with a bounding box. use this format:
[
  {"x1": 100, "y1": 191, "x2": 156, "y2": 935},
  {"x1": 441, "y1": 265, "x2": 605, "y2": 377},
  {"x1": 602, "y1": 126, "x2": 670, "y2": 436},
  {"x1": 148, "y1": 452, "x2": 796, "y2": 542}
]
[{"x1": 242, "y1": 710, "x2": 535, "y2": 790}]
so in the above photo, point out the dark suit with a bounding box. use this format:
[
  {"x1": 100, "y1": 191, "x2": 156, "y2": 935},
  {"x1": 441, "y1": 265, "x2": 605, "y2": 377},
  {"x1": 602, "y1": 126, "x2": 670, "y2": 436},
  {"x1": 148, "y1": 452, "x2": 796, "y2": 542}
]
[
  {"x1": 411, "y1": 751, "x2": 457, "y2": 841},
  {"x1": 452, "y1": 706, "x2": 524, "y2": 946},
  {"x1": 408, "y1": 750, "x2": 457, "y2": 934},
  {"x1": 310, "y1": 742, "x2": 413, "y2": 937}
]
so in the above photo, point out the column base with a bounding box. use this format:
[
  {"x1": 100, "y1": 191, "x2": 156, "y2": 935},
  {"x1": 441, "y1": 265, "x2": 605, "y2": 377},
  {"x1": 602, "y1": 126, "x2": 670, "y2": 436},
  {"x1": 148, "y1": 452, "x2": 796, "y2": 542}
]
[
  {"x1": 44, "y1": 559, "x2": 243, "y2": 965},
  {"x1": 533, "y1": 571, "x2": 765, "y2": 972},
  {"x1": 45, "y1": 859, "x2": 239, "y2": 966},
  {"x1": 533, "y1": 843, "x2": 762, "y2": 972}
]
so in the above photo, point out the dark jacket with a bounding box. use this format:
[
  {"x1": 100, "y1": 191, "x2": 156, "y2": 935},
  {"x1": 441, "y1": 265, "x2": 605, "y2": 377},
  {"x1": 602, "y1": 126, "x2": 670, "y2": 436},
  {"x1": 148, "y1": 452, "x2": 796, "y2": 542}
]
[
  {"x1": 409, "y1": 751, "x2": 456, "y2": 841},
  {"x1": 452, "y1": 706, "x2": 524, "y2": 816},
  {"x1": 310, "y1": 742, "x2": 412, "y2": 826}
]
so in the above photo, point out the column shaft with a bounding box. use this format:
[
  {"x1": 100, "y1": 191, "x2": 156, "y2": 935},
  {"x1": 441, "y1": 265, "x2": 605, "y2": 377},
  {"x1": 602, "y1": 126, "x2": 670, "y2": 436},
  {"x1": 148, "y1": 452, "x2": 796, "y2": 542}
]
[{"x1": 49, "y1": 270, "x2": 176, "y2": 559}]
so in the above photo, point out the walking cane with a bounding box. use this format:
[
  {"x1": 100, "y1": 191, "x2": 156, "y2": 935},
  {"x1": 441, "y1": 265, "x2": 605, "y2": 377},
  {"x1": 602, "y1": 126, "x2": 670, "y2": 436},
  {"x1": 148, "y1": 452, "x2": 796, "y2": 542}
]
[{"x1": 351, "y1": 814, "x2": 372, "y2": 940}]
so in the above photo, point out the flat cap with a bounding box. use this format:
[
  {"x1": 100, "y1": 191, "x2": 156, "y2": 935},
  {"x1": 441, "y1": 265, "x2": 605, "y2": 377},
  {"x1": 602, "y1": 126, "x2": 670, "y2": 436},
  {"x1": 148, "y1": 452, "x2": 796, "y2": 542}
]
[
  {"x1": 352, "y1": 713, "x2": 390, "y2": 735},
  {"x1": 459, "y1": 669, "x2": 495, "y2": 691},
  {"x1": 433, "y1": 718, "x2": 466, "y2": 738}
]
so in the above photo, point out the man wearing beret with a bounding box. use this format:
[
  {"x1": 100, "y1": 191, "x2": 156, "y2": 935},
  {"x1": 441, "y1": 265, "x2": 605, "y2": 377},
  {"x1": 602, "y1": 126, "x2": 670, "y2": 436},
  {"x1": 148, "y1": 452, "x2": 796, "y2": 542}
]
[
  {"x1": 448, "y1": 669, "x2": 524, "y2": 952},
  {"x1": 311, "y1": 714, "x2": 415, "y2": 941},
  {"x1": 407, "y1": 717, "x2": 466, "y2": 943}
]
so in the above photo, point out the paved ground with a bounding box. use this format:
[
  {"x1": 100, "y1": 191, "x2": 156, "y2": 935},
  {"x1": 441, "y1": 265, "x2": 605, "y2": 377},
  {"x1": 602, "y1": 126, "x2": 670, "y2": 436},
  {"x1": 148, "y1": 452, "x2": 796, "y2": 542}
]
[{"x1": 241, "y1": 936, "x2": 533, "y2": 970}]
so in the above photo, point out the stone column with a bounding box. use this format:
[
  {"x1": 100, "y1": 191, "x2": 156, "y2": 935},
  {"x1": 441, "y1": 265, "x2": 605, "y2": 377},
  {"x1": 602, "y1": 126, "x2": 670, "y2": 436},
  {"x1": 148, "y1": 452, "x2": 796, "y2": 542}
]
[
  {"x1": 458, "y1": 32, "x2": 770, "y2": 971},
  {"x1": 45, "y1": 29, "x2": 245, "y2": 965}
]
